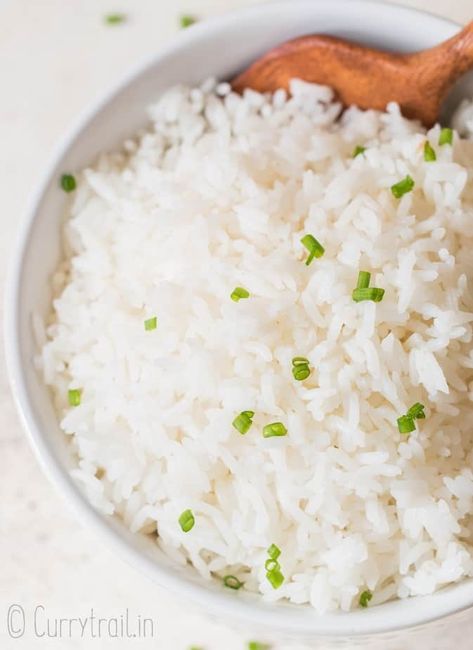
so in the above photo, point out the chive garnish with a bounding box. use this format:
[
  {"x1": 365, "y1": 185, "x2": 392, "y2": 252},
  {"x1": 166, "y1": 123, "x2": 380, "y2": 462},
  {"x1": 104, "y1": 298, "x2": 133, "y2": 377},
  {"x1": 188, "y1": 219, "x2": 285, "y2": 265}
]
[
  {"x1": 223, "y1": 575, "x2": 244, "y2": 590},
  {"x1": 352, "y1": 287, "x2": 385, "y2": 303},
  {"x1": 397, "y1": 402, "x2": 425, "y2": 435},
  {"x1": 265, "y1": 559, "x2": 279, "y2": 572},
  {"x1": 105, "y1": 13, "x2": 126, "y2": 25},
  {"x1": 301, "y1": 234, "x2": 325, "y2": 266},
  {"x1": 359, "y1": 590, "x2": 373, "y2": 608},
  {"x1": 230, "y1": 287, "x2": 250, "y2": 302},
  {"x1": 439, "y1": 127, "x2": 453, "y2": 146},
  {"x1": 391, "y1": 175, "x2": 415, "y2": 198},
  {"x1": 356, "y1": 271, "x2": 371, "y2": 290},
  {"x1": 267, "y1": 543, "x2": 281, "y2": 560},
  {"x1": 397, "y1": 415, "x2": 416, "y2": 434},
  {"x1": 248, "y1": 643, "x2": 270, "y2": 650},
  {"x1": 265, "y1": 545, "x2": 284, "y2": 589},
  {"x1": 266, "y1": 568, "x2": 284, "y2": 589},
  {"x1": 232, "y1": 411, "x2": 254, "y2": 435},
  {"x1": 178, "y1": 509, "x2": 195, "y2": 532},
  {"x1": 262, "y1": 422, "x2": 287, "y2": 438},
  {"x1": 60, "y1": 174, "x2": 76, "y2": 193},
  {"x1": 144, "y1": 316, "x2": 157, "y2": 331},
  {"x1": 407, "y1": 402, "x2": 425, "y2": 419},
  {"x1": 423, "y1": 141, "x2": 436, "y2": 162},
  {"x1": 180, "y1": 14, "x2": 197, "y2": 28},
  {"x1": 68, "y1": 389, "x2": 82, "y2": 407},
  {"x1": 352, "y1": 271, "x2": 384, "y2": 303},
  {"x1": 291, "y1": 356, "x2": 311, "y2": 381},
  {"x1": 352, "y1": 145, "x2": 366, "y2": 158}
]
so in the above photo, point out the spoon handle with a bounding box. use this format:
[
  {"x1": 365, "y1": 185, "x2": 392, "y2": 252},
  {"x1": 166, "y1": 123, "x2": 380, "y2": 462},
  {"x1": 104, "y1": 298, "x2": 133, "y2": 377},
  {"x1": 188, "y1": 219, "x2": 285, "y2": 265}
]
[{"x1": 411, "y1": 21, "x2": 473, "y2": 97}]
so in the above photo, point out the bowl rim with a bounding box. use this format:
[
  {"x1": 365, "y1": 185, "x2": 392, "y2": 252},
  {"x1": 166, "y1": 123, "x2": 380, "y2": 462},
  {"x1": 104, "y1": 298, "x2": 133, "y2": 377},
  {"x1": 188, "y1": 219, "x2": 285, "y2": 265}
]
[{"x1": 5, "y1": 0, "x2": 473, "y2": 638}]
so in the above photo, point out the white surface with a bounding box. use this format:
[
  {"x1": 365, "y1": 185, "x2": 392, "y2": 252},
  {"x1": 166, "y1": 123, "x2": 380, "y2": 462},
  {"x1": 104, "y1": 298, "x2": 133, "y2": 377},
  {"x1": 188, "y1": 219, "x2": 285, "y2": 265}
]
[{"x1": 1, "y1": 1, "x2": 472, "y2": 649}]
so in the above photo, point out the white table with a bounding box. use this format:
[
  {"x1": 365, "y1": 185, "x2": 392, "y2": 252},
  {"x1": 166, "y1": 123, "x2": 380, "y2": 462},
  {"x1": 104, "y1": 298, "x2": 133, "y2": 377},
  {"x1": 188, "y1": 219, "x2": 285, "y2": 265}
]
[{"x1": 0, "y1": 1, "x2": 471, "y2": 648}]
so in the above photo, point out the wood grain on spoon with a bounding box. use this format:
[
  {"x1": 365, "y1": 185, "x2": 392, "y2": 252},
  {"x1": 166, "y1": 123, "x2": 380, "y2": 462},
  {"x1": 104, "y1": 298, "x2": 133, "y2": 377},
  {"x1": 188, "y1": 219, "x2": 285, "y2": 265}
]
[{"x1": 232, "y1": 21, "x2": 473, "y2": 126}]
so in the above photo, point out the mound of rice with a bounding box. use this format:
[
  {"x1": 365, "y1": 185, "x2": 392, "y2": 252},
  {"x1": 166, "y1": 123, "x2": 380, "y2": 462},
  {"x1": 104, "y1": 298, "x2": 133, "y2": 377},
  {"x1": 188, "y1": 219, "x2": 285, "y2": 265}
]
[{"x1": 39, "y1": 78, "x2": 473, "y2": 612}]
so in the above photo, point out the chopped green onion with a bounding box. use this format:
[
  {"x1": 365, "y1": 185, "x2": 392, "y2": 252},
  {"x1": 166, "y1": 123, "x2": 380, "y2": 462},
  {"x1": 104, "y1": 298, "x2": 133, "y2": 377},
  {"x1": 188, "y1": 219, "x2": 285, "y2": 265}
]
[
  {"x1": 359, "y1": 590, "x2": 373, "y2": 608},
  {"x1": 105, "y1": 13, "x2": 126, "y2": 25},
  {"x1": 292, "y1": 356, "x2": 311, "y2": 380},
  {"x1": 248, "y1": 643, "x2": 269, "y2": 650},
  {"x1": 397, "y1": 415, "x2": 416, "y2": 435},
  {"x1": 265, "y1": 559, "x2": 279, "y2": 572},
  {"x1": 180, "y1": 14, "x2": 197, "y2": 28},
  {"x1": 267, "y1": 543, "x2": 281, "y2": 560},
  {"x1": 391, "y1": 175, "x2": 415, "y2": 199},
  {"x1": 262, "y1": 422, "x2": 288, "y2": 438},
  {"x1": 292, "y1": 356, "x2": 309, "y2": 366},
  {"x1": 301, "y1": 234, "x2": 325, "y2": 266},
  {"x1": 68, "y1": 389, "x2": 82, "y2": 407},
  {"x1": 60, "y1": 174, "x2": 76, "y2": 193},
  {"x1": 144, "y1": 316, "x2": 157, "y2": 331},
  {"x1": 439, "y1": 127, "x2": 453, "y2": 146},
  {"x1": 232, "y1": 411, "x2": 254, "y2": 435},
  {"x1": 352, "y1": 145, "x2": 366, "y2": 158},
  {"x1": 406, "y1": 402, "x2": 425, "y2": 419},
  {"x1": 352, "y1": 287, "x2": 385, "y2": 303},
  {"x1": 356, "y1": 271, "x2": 371, "y2": 290},
  {"x1": 230, "y1": 287, "x2": 250, "y2": 302},
  {"x1": 423, "y1": 141, "x2": 436, "y2": 162},
  {"x1": 223, "y1": 575, "x2": 244, "y2": 590},
  {"x1": 292, "y1": 364, "x2": 311, "y2": 381},
  {"x1": 178, "y1": 509, "x2": 195, "y2": 533},
  {"x1": 397, "y1": 402, "x2": 426, "y2": 435},
  {"x1": 266, "y1": 568, "x2": 284, "y2": 589}
]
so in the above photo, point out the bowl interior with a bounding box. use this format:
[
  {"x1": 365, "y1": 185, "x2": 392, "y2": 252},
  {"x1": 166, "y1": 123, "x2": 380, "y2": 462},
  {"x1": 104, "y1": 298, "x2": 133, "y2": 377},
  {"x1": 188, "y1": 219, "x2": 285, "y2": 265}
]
[{"x1": 7, "y1": 0, "x2": 473, "y2": 639}]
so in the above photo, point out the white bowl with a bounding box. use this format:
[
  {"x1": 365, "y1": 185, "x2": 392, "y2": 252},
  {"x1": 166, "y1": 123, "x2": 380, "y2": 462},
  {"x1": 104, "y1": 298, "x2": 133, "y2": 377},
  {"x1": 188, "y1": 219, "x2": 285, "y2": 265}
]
[{"x1": 6, "y1": 0, "x2": 473, "y2": 642}]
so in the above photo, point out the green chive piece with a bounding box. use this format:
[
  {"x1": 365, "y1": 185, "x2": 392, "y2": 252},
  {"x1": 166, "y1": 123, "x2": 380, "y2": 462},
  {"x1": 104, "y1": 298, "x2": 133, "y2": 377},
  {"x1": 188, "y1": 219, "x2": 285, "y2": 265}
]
[
  {"x1": 406, "y1": 402, "x2": 425, "y2": 419},
  {"x1": 105, "y1": 13, "x2": 126, "y2": 25},
  {"x1": 178, "y1": 509, "x2": 195, "y2": 533},
  {"x1": 262, "y1": 422, "x2": 288, "y2": 438},
  {"x1": 356, "y1": 271, "x2": 371, "y2": 290},
  {"x1": 439, "y1": 127, "x2": 453, "y2": 146},
  {"x1": 230, "y1": 287, "x2": 250, "y2": 302},
  {"x1": 391, "y1": 175, "x2": 415, "y2": 199},
  {"x1": 352, "y1": 287, "x2": 385, "y2": 303},
  {"x1": 232, "y1": 411, "x2": 254, "y2": 435},
  {"x1": 223, "y1": 575, "x2": 244, "y2": 590},
  {"x1": 68, "y1": 389, "x2": 82, "y2": 407},
  {"x1": 60, "y1": 174, "x2": 76, "y2": 193},
  {"x1": 144, "y1": 316, "x2": 157, "y2": 331},
  {"x1": 248, "y1": 643, "x2": 270, "y2": 650},
  {"x1": 423, "y1": 141, "x2": 436, "y2": 162},
  {"x1": 180, "y1": 14, "x2": 197, "y2": 28},
  {"x1": 292, "y1": 356, "x2": 311, "y2": 380},
  {"x1": 265, "y1": 559, "x2": 280, "y2": 572},
  {"x1": 359, "y1": 590, "x2": 373, "y2": 608},
  {"x1": 266, "y1": 568, "x2": 284, "y2": 589},
  {"x1": 352, "y1": 145, "x2": 366, "y2": 158},
  {"x1": 292, "y1": 356, "x2": 309, "y2": 366},
  {"x1": 397, "y1": 415, "x2": 416, "y2": 435},
  {"x1": 267, "y1": 543, "x2": 281, "y2": 560},
  {"x1": 301, "y1": 234, "x2": 325, "y2": 266},
  {"x1": 292, "y1": 365, "x2": 311, "y2": 381}
]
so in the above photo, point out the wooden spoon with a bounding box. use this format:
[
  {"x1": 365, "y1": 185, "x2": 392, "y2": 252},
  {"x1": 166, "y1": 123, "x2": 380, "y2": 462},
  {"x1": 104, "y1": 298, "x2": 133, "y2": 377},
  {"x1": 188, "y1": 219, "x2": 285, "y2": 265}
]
[{"x1": 232, "y1": 22, "x2": 473, "y2": 126}]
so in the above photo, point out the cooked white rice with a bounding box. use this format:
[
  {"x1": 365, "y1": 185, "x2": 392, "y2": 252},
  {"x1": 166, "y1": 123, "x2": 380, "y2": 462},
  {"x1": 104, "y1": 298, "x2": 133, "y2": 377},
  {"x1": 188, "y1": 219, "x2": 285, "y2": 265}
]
[{"x1": 39, "y1": 78, "x2": 473, "y2": 613}]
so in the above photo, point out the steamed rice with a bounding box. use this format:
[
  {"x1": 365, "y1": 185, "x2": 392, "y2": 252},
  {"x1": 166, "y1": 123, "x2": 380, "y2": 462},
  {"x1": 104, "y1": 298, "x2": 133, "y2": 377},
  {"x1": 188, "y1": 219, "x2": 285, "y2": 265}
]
[{"x1": 39, "y1": 78, "x2": 473, "y2": 612}]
